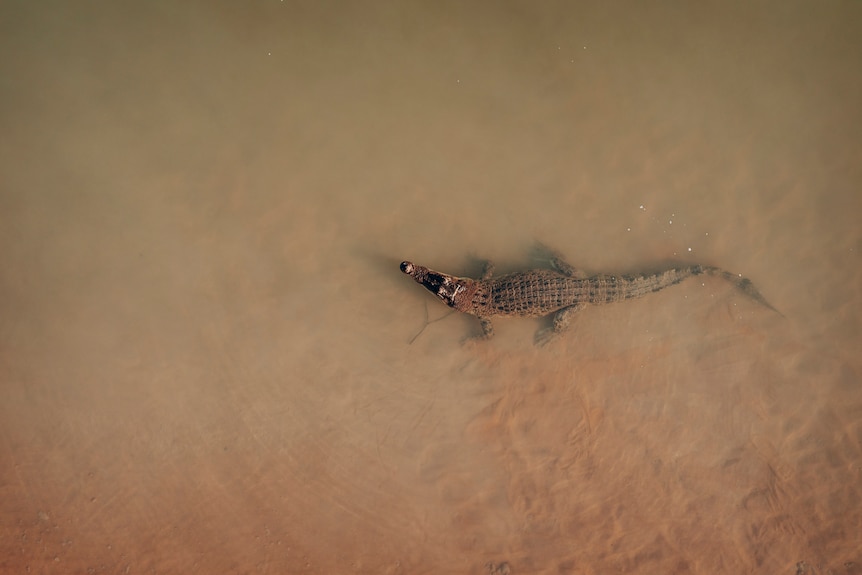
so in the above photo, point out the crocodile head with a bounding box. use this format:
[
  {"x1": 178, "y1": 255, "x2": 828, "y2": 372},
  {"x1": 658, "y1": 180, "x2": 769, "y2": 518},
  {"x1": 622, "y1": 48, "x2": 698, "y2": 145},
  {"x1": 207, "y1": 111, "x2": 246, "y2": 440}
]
[{"x1": 400, "y1": 261, "x2": 468, "y2": 309}]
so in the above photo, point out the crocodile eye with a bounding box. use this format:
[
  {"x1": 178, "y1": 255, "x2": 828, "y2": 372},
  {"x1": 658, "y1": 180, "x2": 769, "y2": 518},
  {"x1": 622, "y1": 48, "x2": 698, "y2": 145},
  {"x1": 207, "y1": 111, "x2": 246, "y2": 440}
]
[{"x1": 400, "y1": 261, "x2": 414, "y2": 274}]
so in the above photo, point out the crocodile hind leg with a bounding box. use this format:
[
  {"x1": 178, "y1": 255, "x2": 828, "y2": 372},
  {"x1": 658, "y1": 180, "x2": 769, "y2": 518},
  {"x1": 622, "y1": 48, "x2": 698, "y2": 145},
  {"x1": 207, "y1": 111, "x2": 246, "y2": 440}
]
[
  {"x1": 532, "y1": 243, "x2": 586, "y2": 278},
  {"x1": 550, "y1": 255, "x2": 586, "y2": 279},
  {"x1": 535, "y1": 302, "x2": 587, "y2": 346}
]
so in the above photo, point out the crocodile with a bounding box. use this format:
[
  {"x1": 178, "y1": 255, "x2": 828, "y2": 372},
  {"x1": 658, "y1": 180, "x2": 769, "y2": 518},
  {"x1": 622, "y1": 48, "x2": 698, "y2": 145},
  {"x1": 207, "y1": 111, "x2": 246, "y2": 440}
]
[{"x1": 399, "y1": 249, "x2": 780, "y2": 345}]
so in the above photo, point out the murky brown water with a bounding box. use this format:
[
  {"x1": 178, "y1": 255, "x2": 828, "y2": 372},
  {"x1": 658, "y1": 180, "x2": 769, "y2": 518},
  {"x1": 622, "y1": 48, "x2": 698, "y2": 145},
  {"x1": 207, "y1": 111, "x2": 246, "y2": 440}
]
[{"x1": 2, "y1": 2, "x2": 860, "y2": 573}]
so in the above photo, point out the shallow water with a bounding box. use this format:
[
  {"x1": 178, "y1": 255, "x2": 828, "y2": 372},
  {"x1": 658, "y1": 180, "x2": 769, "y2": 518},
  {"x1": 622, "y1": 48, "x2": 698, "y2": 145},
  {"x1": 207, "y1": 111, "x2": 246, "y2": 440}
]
[{"x1": 1, "y1": 2, "x2": 860, "y2": 573}]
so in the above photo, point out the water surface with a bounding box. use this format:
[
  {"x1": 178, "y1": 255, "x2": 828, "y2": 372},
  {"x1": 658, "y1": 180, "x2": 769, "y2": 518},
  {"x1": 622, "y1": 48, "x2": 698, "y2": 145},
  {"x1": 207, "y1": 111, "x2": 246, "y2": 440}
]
[{"x1": 1, "y1": 1, "x2": 860, "y2": 573}]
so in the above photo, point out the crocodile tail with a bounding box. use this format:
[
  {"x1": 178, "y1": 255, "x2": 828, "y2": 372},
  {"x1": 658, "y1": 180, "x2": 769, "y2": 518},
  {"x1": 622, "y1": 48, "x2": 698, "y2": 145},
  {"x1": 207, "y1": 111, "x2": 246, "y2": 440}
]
[
  {"x1": 702, "y1": 266, "x2": 783, "y2": 316},
  {"x1": 619, "y1": 266, "x2": 707, "y2": 300}
]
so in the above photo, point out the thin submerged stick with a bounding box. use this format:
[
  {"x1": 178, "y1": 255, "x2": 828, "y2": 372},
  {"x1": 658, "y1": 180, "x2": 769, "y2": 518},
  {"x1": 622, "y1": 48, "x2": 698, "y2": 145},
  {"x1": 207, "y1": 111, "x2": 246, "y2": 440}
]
[{"x1": 408, "y1": 301, "x2": 455, "y2": 344}]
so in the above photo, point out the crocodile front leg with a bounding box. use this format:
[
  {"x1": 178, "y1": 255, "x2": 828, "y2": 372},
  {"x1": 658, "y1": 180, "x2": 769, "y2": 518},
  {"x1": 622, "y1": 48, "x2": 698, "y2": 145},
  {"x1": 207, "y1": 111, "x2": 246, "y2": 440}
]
[
  {"x1": 476, "y1": 317, "x2": 495, "y2": 340},
  {"x1": 473, "y1": 260, "x2": 496, "y2": 340},
  {"x1": 480, "y1": 260, "x2": 495, "y2": 280}
]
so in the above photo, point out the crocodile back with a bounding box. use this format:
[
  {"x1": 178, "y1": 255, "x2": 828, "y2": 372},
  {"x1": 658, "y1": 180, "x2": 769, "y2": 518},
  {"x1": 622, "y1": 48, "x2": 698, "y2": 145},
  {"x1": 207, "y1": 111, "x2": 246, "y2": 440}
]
[
  {"x1": 478, "y1": 266, "x2": 711, "y2": 317},
  {"x1": 484, "y1": 269, "x2": 583, "y2": 317}
]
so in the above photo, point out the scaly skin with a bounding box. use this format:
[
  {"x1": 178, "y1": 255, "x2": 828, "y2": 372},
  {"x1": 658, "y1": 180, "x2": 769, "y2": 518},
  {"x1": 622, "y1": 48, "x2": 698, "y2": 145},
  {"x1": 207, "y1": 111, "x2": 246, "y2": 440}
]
[{"x1": 399, "y1": 251, "x2": 780, "y2": 345}]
